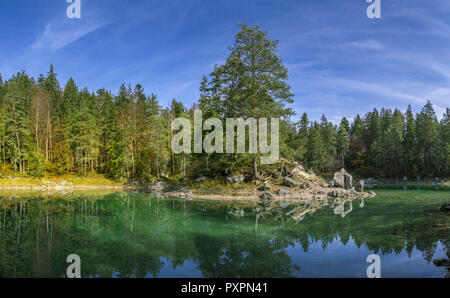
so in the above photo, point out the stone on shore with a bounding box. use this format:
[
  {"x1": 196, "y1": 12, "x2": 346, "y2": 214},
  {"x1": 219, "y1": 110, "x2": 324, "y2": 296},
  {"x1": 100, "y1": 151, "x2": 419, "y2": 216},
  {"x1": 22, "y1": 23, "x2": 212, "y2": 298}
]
[
  {"x1": 260, "y1": 192, "x2": 273, "y2": 200},
  {"x1": 283, "y1": 177, "x2": 299, "y2": 188},
  {"x1": 259, "y1": 192, "x2": 274, "y2": 207},
  {"x1": 196, "y1": 177, "x2": 209, "y2": 183},
  {"x1": 291, "y1": 164, "x2": 306, "y2": 176},
  {"x1": 278, "y1": 188, "x2": 290, "y2": 197},
  {"x1": 150, "y1": 181, "x2": 166, "y2": 191},
  {"x1": 356, "y1": 180, "x2": 365, "y2": 193},
  {"x1": 227, "y1": 175, "x2": 245, "y2": 184},
  {"x1": 333, "y1": 168, "x2": 353, "y2": 189},
  {"x1": 328, "y1": 190, "x2": 346, "y2": 197},
  {"x1": 258, "y1": 182, "x2": 271, "y2": 191}
]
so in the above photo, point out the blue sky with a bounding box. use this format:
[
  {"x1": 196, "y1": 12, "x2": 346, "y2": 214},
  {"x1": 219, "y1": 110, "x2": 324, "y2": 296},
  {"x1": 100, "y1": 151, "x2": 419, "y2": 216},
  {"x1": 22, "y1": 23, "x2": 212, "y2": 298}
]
[{"x1": 0, "y1": 0, "x2": 449, "y2": 122}]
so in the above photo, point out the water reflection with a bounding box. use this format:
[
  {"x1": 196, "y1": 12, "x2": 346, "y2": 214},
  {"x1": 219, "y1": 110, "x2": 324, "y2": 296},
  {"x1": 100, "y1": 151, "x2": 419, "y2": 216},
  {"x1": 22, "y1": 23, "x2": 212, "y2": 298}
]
[
  {"x1": 333, "y1": 200, "x2": 353, "y2": 218},
  {"x1": 329, "y1": 197, "x2": 367, "y2": 218},
  {"x1": 0, "y1": 190, "x2": 448, "y2": 278}
]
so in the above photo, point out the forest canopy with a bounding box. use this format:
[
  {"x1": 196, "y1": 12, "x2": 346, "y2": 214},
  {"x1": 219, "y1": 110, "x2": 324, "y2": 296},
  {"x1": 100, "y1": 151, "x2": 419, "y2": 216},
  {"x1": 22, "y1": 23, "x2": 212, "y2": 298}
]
[{"x1": 0, "y1": 24, "x2": 448, "y2": 181}]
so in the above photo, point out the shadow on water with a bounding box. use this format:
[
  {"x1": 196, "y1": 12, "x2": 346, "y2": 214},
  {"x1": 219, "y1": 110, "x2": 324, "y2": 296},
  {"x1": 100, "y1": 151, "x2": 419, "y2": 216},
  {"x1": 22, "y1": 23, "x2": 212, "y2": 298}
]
[{"x1": 0, "y1": 189, "x2": 448, "y2": 278}]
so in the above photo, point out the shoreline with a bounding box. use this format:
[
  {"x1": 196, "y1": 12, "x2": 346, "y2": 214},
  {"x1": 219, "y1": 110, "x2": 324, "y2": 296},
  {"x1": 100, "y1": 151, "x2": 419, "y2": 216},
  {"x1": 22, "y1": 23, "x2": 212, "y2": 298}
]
[{"x1": 0, "y1": 174, "x2": 447, "y2": 202}]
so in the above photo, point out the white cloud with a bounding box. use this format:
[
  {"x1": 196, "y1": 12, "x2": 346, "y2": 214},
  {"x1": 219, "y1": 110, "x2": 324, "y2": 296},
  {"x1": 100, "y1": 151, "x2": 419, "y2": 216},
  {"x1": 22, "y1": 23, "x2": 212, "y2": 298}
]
[
  {"x1": 344, "y1": 39, "x2": 385, "y2": 51},
  {"x1": 32, "y1": 22, "x2": 106, "y2": 51}
]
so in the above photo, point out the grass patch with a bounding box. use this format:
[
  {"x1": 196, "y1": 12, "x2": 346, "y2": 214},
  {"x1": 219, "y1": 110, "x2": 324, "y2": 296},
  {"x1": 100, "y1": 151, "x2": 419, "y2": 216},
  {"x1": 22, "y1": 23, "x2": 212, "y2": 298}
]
[{"x1": 0, "y1": 174, "x2": 125, "y2": 187}]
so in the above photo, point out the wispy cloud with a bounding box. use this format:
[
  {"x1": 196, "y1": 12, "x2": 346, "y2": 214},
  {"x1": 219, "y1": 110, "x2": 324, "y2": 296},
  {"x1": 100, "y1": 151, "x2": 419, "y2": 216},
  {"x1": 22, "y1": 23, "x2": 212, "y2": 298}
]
[
  {"x1": 343, "y1": 39, "x2": 385, "y2": 51},
  {"x1": 330, "y1": 78, "x2": 425, "y2": 104},
  {"x1": 32, "y1": 21, "x2": 106, "y2": 51},
  {"x1": 0, "y1": 3, "x2": 111, "y2": 79}
]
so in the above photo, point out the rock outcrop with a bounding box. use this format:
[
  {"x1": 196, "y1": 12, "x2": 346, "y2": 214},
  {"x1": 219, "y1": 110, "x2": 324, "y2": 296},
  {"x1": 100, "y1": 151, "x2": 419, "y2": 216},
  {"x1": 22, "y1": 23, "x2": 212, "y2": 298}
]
[
  {"x1": 258, "y1": 182, "x2": 271, "y2": 191},
  {"x1": 149, "y1": 181, "x2": 166, "y2": 191},
  {"x1": 260, "y1": 192, "x2": 273, "y2": 200},
  {"x1": 328, "y1": 190, "x2": 347, "y2": 198},
  {"x1": 356, "y1": 180, "x2": 365, "y2": 193},
  {"x1": 291, "y1": 164, "x2": 305, "y2": 176},
  {"x1": 196, "y1": 177, "x2": 209, "y2": 183},
  {"x1": 278, "y1": 188, "x2": 290, "y2": 197},
  {"x1": 302, "y1": 182, "x2": 311, "y2": 189},
  {"x1": 283, "y1": 177, "x2": 299, "y2": 188},
  {"x1": 333, "y1": 169, "x2": 353, "y2": 189},
  {"x1": 227, "y1": 175, "x2": 245, "y2": 184}
]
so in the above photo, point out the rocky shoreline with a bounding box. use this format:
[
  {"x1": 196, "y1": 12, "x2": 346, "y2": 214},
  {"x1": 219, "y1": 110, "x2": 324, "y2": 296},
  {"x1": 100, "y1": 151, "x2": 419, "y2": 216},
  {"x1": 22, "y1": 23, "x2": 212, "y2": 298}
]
[
  {"x1": 142, "y1": 167, "x2": 378, "y2": 223},
  {"x1": 148, "y1": 166, "x2": 377, "y2": 203},
  {"x1": 0, "y1": 166, "x2": 377, "y2": 204},
  {"x1": 0, "y1": 166, "x2": 380, "y2": 223}
]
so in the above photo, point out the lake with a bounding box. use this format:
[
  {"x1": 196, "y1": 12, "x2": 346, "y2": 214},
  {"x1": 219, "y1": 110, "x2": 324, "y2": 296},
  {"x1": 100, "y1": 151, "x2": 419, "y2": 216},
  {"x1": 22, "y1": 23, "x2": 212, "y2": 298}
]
[{"x1": 0, "y1": 189, "x2": 448, "y2": 278}]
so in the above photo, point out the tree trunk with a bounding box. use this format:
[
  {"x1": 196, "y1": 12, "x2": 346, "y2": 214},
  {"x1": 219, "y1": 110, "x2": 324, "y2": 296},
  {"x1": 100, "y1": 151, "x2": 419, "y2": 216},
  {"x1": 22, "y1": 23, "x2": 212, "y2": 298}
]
[{"x1": 253, "y1": 157, "x2": 260, "y2": 180}]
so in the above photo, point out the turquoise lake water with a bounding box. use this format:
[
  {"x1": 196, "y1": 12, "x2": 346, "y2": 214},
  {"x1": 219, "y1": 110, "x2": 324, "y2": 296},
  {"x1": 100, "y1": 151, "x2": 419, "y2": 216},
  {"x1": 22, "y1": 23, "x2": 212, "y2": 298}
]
[{"x1": 0, "y1": 189, "x2": 448, "y2": 278}]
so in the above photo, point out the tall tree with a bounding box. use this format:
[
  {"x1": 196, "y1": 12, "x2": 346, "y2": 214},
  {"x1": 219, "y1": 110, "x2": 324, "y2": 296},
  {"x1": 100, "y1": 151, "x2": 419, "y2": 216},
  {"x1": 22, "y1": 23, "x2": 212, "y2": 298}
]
[
  {"x1": 415, "y1": 101, "x2": 440, "y2": 177},
  {"x1": 403, "y1": 105, "x2": 416, "y2": 177},
  {"x1": 336, "y1": 118, "x2": 350, "y2": 168},
  {"x1": 207, "y1": 24, "x2": 294, "y2": 179},
  {"x1": 441, "y1": 108, "x2": 450, "y2": 177}
]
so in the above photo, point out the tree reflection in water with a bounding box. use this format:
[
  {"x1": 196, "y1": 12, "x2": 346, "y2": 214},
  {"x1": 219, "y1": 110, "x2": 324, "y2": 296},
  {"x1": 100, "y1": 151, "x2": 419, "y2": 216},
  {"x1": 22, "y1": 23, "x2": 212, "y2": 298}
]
[{"x1": 0, "y1": 190, "x2": 448, "y2": 278}]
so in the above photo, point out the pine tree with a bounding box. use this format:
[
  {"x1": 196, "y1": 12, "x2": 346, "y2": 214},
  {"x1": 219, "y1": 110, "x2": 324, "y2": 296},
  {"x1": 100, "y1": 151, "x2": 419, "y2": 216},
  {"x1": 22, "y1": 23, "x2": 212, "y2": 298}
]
[
  {"x1": 306, "y1": 122, "x2": 326, "y2": 172},
  {"x1": 336, "y1": 118, "x2": 350, "y2": 168},
  {"x1": 441, "y1": 108, "x2": 450, "y2": 177},
  {"x1": 291, "y1": 113, "x2": 309, "y2": 162},
  {"x1": 348, "y1": 115, "x2": 367, "y2": 174},
  {"x1": 3, "y1": 72, "x2": 33, "y2": 174},
  {"x1": 207, "y1": 24, "x2": 294, "y2": 179},
  {"x1": 403, "y1": 105, "x2": 416, "y2": 177},
  {"x1": 0, "y1": 60, "x2": 447, "y2": 182},
  {"x1": 416, "y1": 101, "x2": 440, "y2": 177},
  {"x1": 319, "y1": 115, "x2": 336, "y2": 171}
]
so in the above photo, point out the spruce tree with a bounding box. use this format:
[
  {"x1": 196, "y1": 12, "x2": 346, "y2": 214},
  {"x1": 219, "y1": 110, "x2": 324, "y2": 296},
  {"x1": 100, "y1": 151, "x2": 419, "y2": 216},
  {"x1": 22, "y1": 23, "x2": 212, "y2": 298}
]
[
  {"x1": 403, "y1": 105, "x2": 416, "y2": 177},
  {"x1": 336, "y1": 118, "x2": 350, "y2": 168},
  {"x1": 416, "y1": 101, "x2": 440, "y2": 177},
  {"x1": 207, "y1": 24, "x2": 294, "y2": 179}
]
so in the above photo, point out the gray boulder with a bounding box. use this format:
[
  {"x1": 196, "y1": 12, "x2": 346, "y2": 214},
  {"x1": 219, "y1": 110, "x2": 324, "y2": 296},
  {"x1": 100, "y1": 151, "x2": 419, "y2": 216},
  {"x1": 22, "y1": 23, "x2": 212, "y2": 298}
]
[
  {"x1": 260, "y1": 192, "x2": 274, "y2": 201},
  {"x1": 291, "y1": 164, "x2": 306, "y2": 176},
  {"x1": 356, "y1": 180, "x2": 365, "y2": 193},
  {"x1": 278, "y1": 188, "x2": 290, "y2": 197},
  {"x1": 365, "y1": 178, "x2": 375, "y2": 184},
  {"x1": 283, "y1": 177, "x2": 299, "y2": 188},
  {"x1": 150, "y1": 181, "x2": 166, "y2": 191},
  {"x1": 258, "y1": 182, "x2": 271, "y2": 191},
  {"x1": 333, "y1": 169, "x2": 353, "y2": 189},
  {"x1": 328, "y1": 190, "x2": 347, "y2": 198},
  {"x1": 302, "y1": 182, "x2": 311, "y2": 189},
  {"x1": 227, "y1": 175, "x2": 245, "y2": 184},
  {"x1": 196, "y1": 177, "x2": 209, "y2": 183}
]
